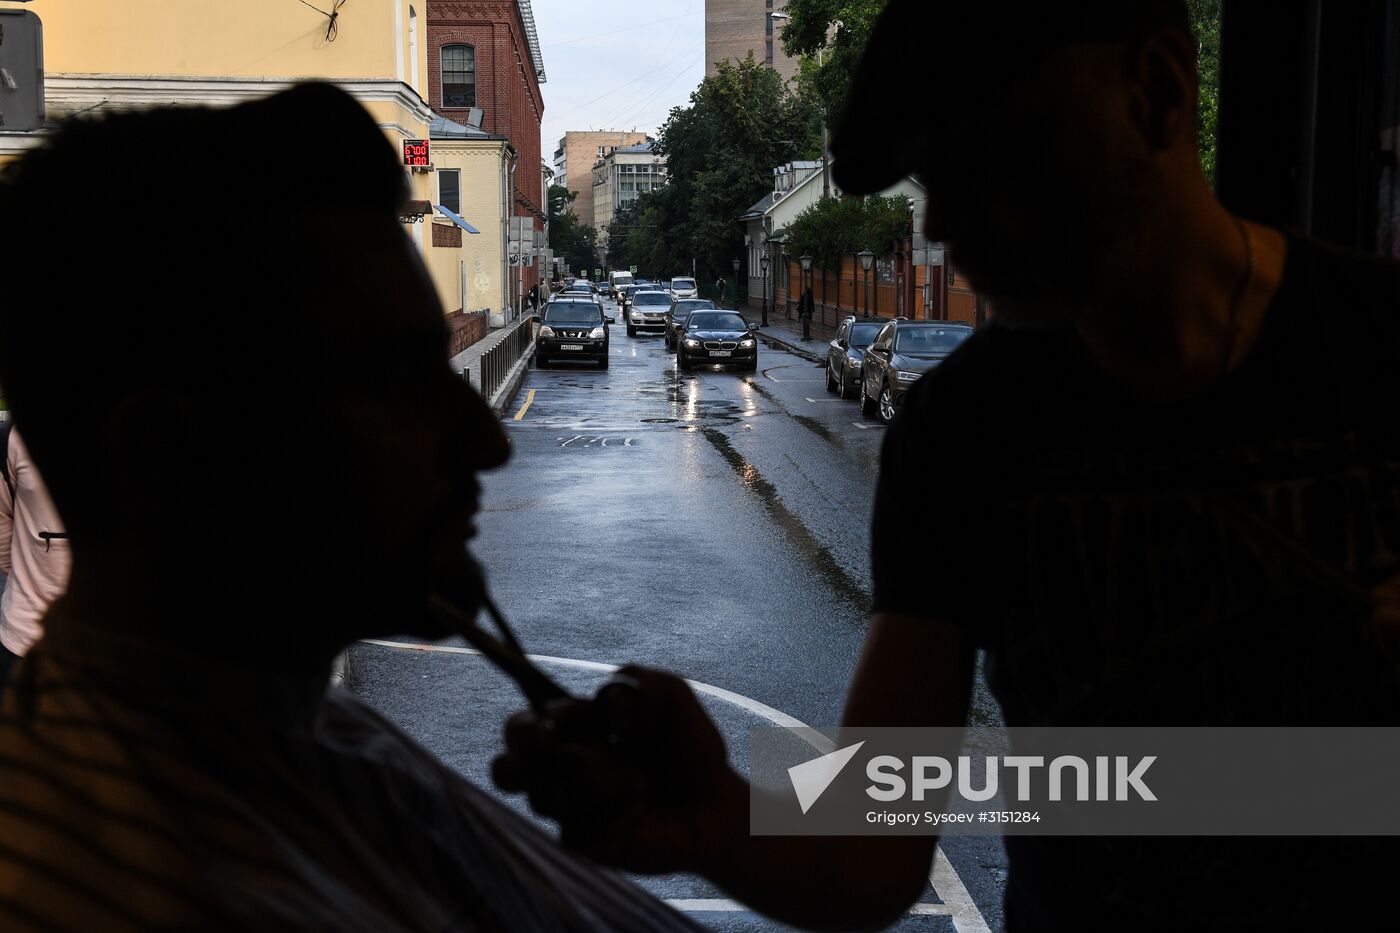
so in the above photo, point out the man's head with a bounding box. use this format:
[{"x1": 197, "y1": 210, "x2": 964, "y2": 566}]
[
  {"x1": 833, "y1": 0, "x2": 1200, "y2": 325},
  {"x1": 0, "y1": 84, "x2": 508, "y2": 652}
]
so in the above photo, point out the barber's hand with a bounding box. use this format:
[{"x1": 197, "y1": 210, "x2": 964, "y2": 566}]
[{"x1": 492, "y1": 665, "x2": 743, "y2": 874}]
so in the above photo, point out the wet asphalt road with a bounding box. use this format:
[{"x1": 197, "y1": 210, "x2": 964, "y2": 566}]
[{"x1": 349, "y1": 300, "x2": 1010, "y2": 932}]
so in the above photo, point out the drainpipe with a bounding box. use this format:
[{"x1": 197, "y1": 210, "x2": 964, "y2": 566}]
[{"x1": 505, "y1": 145, "x2": 517, "y2": 325}]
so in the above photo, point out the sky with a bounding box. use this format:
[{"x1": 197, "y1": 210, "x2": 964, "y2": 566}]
[{"x1": 531, "y1": 0, "x2": 707, "y2": 165}]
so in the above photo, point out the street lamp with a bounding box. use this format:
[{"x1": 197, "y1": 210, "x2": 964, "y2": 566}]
[
  {"x1": 731, "y1": 257, "x2": 740, "y2": 308},
  {"x1": 858, "y1": 249, "x2": 875, "y2": 318},
  {"x1": 798, "y1": 254, "x2": 814, "y2": 340},
  {"x1": 759, "y1": 252, "x2": 770, "y2": 327}
]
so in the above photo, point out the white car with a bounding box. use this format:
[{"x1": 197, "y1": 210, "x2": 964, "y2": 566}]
[{"x1": 669, "y1": 276, "x2": 699, "y2": 299}]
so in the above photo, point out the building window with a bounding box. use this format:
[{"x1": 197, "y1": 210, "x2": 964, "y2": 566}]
[
  {"x1": 439, "y1": 169, "x2": 461, "y2": 214},
  {"x1": 442, "y1": 45, "x2": 476, "y2": 109}
]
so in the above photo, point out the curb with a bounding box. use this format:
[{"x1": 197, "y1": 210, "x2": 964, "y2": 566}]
[
  {"x1": 488, "y1": 344, "x2": 533, "y2": 415},
  {"x1": 755, "y1": 325, "x2": 827, "y2": 364}
]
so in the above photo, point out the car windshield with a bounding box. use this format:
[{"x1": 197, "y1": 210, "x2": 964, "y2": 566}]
[
  {"x1": 674, "y1": 300, "x2": 714, "y2": 315},
  {"x1": 544, "y1": 302, "x2": 602, "y2": 324},
  {"x1": 895, "y1": 327, "x2": 972, "y2": 354},
  {"x1": 672, "y1": 278, "x2": 696, "y2": 289},
  {"x1": 613, "y1": 275, "x2": 633, "y2": 285},
  {"x1": 634, "y1": 292, "x2": 670, "y2": 306},
  {"x1": 686, "y1": 312, "x2": 747, "y2": 331},
  {"x1": 849, "y1": 323, "x2": 884, "y2": 347}
]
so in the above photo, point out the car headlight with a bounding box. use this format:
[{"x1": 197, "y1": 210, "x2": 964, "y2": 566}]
[
  {"x1": 589, "y1": 326, "x2": 606, "y2": 339},
  {"x1": 539, "y1": 325, "x2": 555, "y2": 337},
  {"x1": 684, "y1": 338, "x2": 701, "y2": 348},
  {"x1": 848, "y1": 355, "x2": 863, "y2": 368},
  {"x1": 739, "y1": 338, "x2": 756, "y2": 348},
  {"x1": 896, "y1": 370, "x2": 921, "y2": 382}
]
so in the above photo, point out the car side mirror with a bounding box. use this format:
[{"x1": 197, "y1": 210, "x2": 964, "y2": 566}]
[{"x1": 605, "y1": 316, "x2": 616, "y2": 324}]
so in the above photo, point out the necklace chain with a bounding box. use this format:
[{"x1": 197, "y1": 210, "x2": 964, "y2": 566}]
[{"x1": 1222, "y1": 215, "x2": 1256, "y2": 379}]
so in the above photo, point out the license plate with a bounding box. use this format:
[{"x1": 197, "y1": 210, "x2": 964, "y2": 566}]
[
  {"x1": 560, "y1": 344, "x2": 583, "y2": 351},
  {"x1": 710, "y1": 350, "x2": 732, "y2": 357}
]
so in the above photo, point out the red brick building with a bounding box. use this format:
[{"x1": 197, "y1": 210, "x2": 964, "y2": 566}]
[{"x1": 427, "y1": 0, "x2": 546, "y2": 296}]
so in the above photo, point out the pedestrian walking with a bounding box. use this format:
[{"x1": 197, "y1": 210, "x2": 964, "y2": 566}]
[
  {"x1": 497, "y1": 1, "x2": 1400, "y2": 929},
  {"x1": 0, "y1": 424, "x2": 70, "y2": 690},
  {"x1": 797, "y1": 286, "x2": 814, "y2": 341},
  {"x1": 714, "y1": 276, "x2": 727, "y2": 307}
]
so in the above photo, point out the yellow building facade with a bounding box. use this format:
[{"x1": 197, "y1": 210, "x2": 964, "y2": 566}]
[{"x1": 0, "y1": 0, "x2": 510, "y2": 321}]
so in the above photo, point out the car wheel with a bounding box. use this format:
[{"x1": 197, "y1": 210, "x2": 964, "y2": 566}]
[
  {"x1": 826, "y1": 361, "x2": 838, "y2": 393},
  {"x1": 743, "y1": 358, "x2": 758, "y2": 373},
  {"x1": 860, "y1": 375, "x2": 876, "y2": 417},
  {"x1": 627, "y1": 324, "x2": 636, "y2": 337},
  {"x1": 878, "y1": 383, "x2": 897, "y2": 424},
  {"x1": 678, "y1": 350, "x2": 691, "y2": 372},
  {"x1": 599, "y1": 355, "x2": 609, "y2": 370},
  {"x1": 838, "y1": 364, "x2": 850, "y2": 400}
]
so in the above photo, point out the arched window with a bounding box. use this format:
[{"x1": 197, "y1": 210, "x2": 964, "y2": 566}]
[{"x1": 442, "y1": 45, "x2": 476, "y2": 109}]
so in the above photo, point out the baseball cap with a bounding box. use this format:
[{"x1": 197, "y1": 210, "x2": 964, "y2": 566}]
[{"x1": 831, "y1": 0, "x2": 1192, "y2": 194}]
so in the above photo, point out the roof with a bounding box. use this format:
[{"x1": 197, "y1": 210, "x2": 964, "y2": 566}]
[
  {"x1": 739, "y1": 192, "x2": 776, "y2": 221},
  {"x1": 429, "y1": 116, "x2": 492, "y2": 139},
  {"x1": 615, "y1": 142, "x2": 657, "y2": 154},
  {"x1": 517, "y1": 0, "x2": 546, "y2": 83}
]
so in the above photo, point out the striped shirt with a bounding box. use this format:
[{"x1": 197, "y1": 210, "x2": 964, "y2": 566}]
[{"x1": 0, "y1": 619, "x2": 702, "y2": 932}]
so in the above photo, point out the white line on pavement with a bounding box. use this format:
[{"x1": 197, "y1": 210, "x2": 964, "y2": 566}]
[
  {"x1": 852, "y1": 422, "x2": 884, "y2": 430},
  {"x1": 802, "y1": 397, "x2": 846, "y2": 403},
  {"x1": 358, "y1": 639, "x2": 993, "y2": 930},
  {"x1": 662, "y1": 898, "x2": 955, "y2": 916}
]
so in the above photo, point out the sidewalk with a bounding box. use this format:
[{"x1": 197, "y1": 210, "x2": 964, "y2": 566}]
[
  {"x1": 448, "y1": 317, "x2": 534, "y2": 414},
  {"x1": 741, "y1": 312, "x2": 836, "y2": 362}
]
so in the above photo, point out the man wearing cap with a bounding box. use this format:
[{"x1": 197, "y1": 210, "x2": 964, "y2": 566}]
[{"x1": 497, "y1": 1, "x2": 1400, "y2": 929}]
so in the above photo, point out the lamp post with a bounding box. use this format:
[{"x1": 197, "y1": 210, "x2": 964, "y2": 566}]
[
  {"x1": 797, "y1": 254, "x2": 814, "y2": 340},
  {"x1": 759, "y1": 252, "x2": 770, "y2": 328},
  {"x1": 731, "y1": 257, "x2": 740, "y2": 309},
  {"x1": 858, "y1": 250, "x2": 875, "y2": 318}
]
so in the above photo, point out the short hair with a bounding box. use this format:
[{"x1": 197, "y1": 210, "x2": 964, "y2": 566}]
[{"x1": 0, "y1": 82, "x2": 407, "y2": 534}]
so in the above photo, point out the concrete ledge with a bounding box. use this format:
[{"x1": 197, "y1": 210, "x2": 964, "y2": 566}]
[{"x1": 488, "y1": 343, "x2": 534, "y2": 415}]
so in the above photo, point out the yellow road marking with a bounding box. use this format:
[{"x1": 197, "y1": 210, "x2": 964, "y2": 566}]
[{"x1": 513, "y1": 388, "x2": 536, "y2": 422}]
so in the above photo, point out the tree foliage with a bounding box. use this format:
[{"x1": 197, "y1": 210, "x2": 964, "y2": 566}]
[
  {"x1": 546, "y1": 184, "x2": 598, "y2": 274},
  {"x1": 786, "y1": 195, "x2": 909, "y2": 269},
  {"x1": 778, "y1": 0, "x2": 887, "y2": 129},
  {"x1": 1187, "y1": 0, "x2": 1222, "y2": 186},
  {"x1": 625, "y1": 55, "x2": 821, "y2": 282}
]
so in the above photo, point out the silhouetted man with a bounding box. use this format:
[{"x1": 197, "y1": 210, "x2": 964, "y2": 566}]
[
  {"x1": 0, "y1": 84, "x2": 698, "y2": 931},
  {"x1": 496, "y1": 2, "x2": 1400, "y2": 930}
]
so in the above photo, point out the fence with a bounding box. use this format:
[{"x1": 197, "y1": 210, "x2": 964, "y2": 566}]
[{"x1": 461, "y1": 314, "x2": 535, "y2": 402}]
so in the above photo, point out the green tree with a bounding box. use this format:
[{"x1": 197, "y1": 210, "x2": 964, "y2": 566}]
[
  {"x1": 627, "y1": 55, "x2": 821, "y2": 284},
  {"x1": 786, "y1": 194, "x2": 909, "y2": 272},
  {"x1": 778, "y1": 0, "x2": 887, "y2": 129},
  {"x1": 546, "y1": 184, "x2": 598, "y2": 275},
  {"x1": 1187, "y1": 0, "x2": 1222, "y2": 186}
]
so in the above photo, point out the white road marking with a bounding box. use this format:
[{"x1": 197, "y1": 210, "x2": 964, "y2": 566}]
[
  {"x1": 852, "y1": 422, "x2": 884, "y2": 430},
  {"x1": 663, "y1": 898, "x2": 955, "y2": 916},
  {"x1": 359, "y1": 639, "x2": 993, "y2": 930},
  {"x1": 802, "y1": 397, "x2": 845, "y2": 403},
  {"x1": 558, "y1": 436, "x2": 584, "y2": 447}
]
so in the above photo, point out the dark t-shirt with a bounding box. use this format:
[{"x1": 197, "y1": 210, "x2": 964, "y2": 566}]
[{"x1": 871, "y1": 235, "x2": 1400, "y2": 929}]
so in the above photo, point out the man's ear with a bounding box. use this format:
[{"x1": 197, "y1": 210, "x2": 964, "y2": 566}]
[
  {"x1": 104, "y1": 393, "x2": 207, "y2": 521},
  {"x1": 1127, "y1": 31, "x2": 1198, "y2": 153}
]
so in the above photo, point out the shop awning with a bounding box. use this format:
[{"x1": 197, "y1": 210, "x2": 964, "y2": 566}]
[{"x1": 434, "y1": 205, "x2": 481, "y2": 234}]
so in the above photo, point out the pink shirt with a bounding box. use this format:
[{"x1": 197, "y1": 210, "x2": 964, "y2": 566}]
[{"x1": 0, "y1": 426, "x2": 70, "y2": 655}]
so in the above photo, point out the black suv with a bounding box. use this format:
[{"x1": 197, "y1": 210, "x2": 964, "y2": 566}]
[
  {"x1": 859, "y1": 319, "x2": 972, "y2": 422},
  {"x1": 538, "y1": 299, "x2": 611, "y2": 369}
]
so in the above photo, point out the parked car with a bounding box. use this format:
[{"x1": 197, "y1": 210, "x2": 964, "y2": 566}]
[
  {"x1": 826, "y1": 316, "x2": 894, "y2": 399},
  {"x1": 676, "y1": 310, "x2": 758, "y2": 372},
  {"x1": 626, "y1": 289, "x2": 673, "y2": 337},
  {"x1": 859, "y1": 320, "x2": 973, "y2": 422},
  {"x1": 538, "y1": 298, "x2": 612, "y2": 369},
  {"x1": 665, "y1": 298, "x2": 716, "y2": 349},
  {"x1": 669, "y1": 276, "x2": 699, "y2": 299}
]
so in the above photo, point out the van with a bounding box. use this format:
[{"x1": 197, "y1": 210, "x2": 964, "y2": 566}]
[{"x1": 608, "y1": 270, "x2": 635, "y2": 300}]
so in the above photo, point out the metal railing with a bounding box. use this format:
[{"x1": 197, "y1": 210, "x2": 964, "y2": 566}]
[{"x1": 460, "y1": 314, "x2": 536, "y2": 402}]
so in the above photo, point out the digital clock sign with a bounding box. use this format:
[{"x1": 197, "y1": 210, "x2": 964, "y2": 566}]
[{"x1": 403, "y1": 139, "x2": 431, "y2": 167}]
